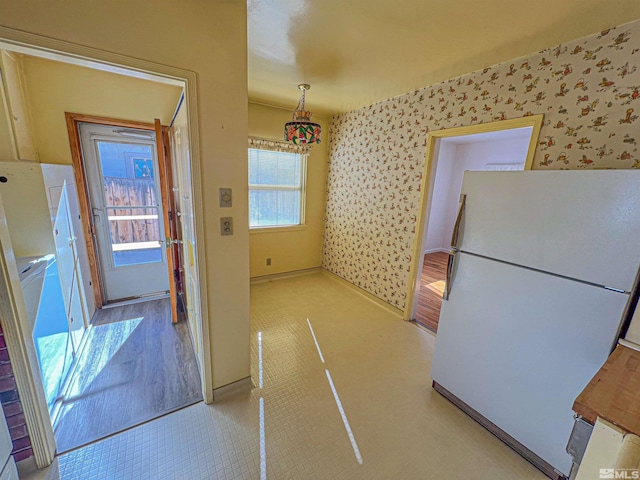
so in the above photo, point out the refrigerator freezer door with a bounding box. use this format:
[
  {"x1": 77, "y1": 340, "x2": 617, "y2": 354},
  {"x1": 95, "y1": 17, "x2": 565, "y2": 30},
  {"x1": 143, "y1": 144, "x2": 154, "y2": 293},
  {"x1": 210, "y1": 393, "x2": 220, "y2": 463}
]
[
  {"x1": 458, "y1": 170, "x2": 640, "y2": 292},
  {"x1": 431, "y1": 253, "x2": 628, "y2": 476}
]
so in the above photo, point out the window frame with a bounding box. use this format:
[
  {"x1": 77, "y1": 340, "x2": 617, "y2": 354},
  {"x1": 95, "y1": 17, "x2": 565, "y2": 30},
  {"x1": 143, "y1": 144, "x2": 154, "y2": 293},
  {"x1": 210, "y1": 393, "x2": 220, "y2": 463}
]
[{"x1": 248, "y1": 146, "x2": 308, "y2": 230}]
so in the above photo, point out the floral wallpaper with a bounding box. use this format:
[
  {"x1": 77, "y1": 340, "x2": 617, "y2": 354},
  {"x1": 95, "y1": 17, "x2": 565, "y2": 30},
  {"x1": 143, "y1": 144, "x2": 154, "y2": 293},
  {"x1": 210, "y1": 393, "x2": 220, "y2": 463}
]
[{"x1": 323, "y1": 20, "x2": 640, "y2": 311}]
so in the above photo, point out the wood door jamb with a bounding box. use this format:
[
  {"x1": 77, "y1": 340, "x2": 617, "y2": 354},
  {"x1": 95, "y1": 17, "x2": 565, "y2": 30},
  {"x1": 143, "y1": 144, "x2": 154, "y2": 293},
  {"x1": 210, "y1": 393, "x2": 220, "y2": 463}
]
[{"x1": 65, "y1": 112, "x2": 167, "y2": 309}]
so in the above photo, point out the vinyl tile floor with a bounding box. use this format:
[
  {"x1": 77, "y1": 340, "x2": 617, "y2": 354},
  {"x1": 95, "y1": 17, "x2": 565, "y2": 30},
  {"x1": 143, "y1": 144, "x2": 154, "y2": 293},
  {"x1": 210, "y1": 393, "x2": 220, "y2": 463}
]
[{"x1": 22, "y1": 272, "x2": 547, "y2": 479}]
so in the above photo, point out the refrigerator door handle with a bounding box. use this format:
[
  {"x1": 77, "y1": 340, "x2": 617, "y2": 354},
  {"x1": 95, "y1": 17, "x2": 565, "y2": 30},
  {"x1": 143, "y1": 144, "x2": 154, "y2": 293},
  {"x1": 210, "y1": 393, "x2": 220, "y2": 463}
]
[
  {"x1": 450, "y1": 194, "x2": 467, "y2": 250},
  {"x1": 444, "y1": 250, "x2": 456, "y2": 300},
  {"x1": 445, "y1": 194, "x2": 466, "y2": 301}
]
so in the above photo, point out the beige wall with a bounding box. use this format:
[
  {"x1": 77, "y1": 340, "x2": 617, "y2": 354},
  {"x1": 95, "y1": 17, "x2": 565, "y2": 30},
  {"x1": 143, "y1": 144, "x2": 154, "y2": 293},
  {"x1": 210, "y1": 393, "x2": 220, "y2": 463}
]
[
  {"x1": 0, "y1": 0, "x2": 249, "y2": 391},
  {"x1": 21, "y1": 55, "x2": 183, "y2": 165},
  {"x1": 248, "y1": 102, "x2": 328, "y2": 277},
  {"x1": 0, "y1": 83, "x2": 15, "y2": 161}
]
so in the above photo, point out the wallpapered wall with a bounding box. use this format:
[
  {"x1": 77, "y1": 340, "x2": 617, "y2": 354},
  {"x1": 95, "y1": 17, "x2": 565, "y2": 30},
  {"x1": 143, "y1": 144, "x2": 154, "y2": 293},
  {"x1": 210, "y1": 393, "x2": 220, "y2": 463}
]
[{"x1": 323, "y1": 20, "x2": 640, "y2": 311}]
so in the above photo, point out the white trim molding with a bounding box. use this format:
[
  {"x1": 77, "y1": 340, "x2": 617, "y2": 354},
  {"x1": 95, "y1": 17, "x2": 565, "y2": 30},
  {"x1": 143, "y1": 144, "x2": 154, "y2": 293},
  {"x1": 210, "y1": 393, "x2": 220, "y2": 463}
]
[
  {"x1": 212, "y1": 376, "x2": 252, "y2": 401},
  {"x1": 0, "y1": 25, "x2": 213, "y2": 462},
  {"x1": 249, "y1": 225, "x2": 308, "y2": 235},
  {"x1": 423, "y1": 248, "x2": 449, "y2": 255},
  {"x1": 321, "y1": 269, "x2": 404, "y2": 319},
  {"x1": 0, "y1": 200, "x2": 56, "y2": 467},
  {"x1": 250, "y1": 266, "x2": 321, "y2": 284}
]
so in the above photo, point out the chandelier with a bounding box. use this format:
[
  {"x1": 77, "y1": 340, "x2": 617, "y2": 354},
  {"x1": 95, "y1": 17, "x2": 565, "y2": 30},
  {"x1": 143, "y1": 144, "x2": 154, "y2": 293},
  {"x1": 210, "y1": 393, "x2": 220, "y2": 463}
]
[{"x1": 284, "y1": 84, "x2": 321, "y2": 145}]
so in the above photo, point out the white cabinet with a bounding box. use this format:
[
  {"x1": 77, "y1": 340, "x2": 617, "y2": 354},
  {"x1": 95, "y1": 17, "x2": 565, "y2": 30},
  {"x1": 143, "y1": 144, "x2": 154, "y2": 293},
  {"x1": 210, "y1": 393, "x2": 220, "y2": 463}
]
[
  {"x1": 575, "y1": 418, "x2": 626, "y2": 480},
  {"x1": 0, "y1": 459, "x2": 17, "y2": 480},
  {"x1": 0, "y1": 51, "x2": 38, "y2": 162}
]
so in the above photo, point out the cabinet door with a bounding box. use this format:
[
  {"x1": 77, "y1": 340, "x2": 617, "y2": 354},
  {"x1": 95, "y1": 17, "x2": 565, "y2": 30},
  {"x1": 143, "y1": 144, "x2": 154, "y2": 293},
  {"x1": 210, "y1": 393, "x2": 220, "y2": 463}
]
[
  {"x1": 0, "y1": 457, "x2": 18, "y2": 480},
  {"x1": 0, "y1": 51, "x2": 38, "y2": 161},
  {"x1": 0, "y1": 402, "x2": 12, "y2": 473}
]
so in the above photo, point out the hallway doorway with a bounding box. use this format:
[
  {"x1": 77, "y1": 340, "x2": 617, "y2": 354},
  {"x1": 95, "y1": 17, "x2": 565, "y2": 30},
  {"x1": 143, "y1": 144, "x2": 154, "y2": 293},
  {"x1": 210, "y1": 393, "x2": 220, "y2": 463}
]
[
  {"x1": 415, "y1": 251, "x2": 448, "y2": 332},
  {"x1": 405, "y1": 116, "x2": 544, "y2": 332}
]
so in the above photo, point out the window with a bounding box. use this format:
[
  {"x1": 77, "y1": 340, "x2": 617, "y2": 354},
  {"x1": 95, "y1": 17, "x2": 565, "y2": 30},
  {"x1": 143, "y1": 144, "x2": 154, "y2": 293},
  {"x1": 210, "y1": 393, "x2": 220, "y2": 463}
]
[{"x1": 249, "y1": 147, "x2": 306, "y2": 228}]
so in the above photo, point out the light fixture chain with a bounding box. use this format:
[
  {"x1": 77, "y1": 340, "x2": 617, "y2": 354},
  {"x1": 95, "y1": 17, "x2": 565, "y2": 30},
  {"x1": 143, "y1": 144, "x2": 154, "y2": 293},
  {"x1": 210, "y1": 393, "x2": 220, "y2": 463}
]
[{"x1": 300, "y1": 87, "x2": 306, "y2": 111}]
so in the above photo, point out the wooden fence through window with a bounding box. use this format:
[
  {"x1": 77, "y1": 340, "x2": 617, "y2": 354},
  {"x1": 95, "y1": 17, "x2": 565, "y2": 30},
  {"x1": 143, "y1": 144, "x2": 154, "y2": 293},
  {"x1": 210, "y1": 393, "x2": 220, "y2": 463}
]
[{"x1": 103, "y1": 177, "x2": 161, "y2": 246}]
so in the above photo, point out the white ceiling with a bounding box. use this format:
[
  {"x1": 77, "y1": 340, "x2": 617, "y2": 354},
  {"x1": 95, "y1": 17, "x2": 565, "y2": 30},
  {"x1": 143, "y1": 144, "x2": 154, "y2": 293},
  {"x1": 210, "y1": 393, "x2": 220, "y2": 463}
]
[{"x1": 248, "y1": 0, "x2": 640, "y2": 116}]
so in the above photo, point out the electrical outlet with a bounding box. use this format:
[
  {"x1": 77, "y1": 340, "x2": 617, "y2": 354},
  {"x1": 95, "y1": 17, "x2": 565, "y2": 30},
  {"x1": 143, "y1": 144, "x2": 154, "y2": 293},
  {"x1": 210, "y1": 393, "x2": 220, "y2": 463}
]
[
  {"x1": 266, "y1": 257, "x2": 272, "y2": 266},
  {"x1": 220, "y1": 217, "x2": 233, "y2": 236}
]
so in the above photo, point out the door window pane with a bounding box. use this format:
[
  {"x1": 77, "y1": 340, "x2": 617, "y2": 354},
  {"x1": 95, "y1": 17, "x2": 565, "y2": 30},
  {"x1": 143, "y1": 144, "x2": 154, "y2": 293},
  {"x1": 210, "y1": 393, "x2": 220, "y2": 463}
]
[{"x1": 97, "y1": 141, "x2": 163, "y2": 266}]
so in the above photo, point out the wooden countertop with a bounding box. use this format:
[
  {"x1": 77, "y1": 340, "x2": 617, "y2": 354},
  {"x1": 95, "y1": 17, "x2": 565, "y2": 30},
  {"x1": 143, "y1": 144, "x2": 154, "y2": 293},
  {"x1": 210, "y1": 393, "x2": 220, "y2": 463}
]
[{"x1": 573, "y1": 344, "x2": 640, "y2": 436}]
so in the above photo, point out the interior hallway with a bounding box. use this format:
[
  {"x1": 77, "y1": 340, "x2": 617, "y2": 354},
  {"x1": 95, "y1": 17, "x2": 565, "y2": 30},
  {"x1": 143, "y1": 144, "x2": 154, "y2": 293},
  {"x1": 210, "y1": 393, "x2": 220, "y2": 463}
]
[
  {"x1": 53, "y1": 298, "x2": 202, "y2": 453},
  {"x1": 23, "y1": 273, "x2": 545, "y2": 479},
  {"x1": 415, "y1": 252, "x2": 449, "y2": 333}
]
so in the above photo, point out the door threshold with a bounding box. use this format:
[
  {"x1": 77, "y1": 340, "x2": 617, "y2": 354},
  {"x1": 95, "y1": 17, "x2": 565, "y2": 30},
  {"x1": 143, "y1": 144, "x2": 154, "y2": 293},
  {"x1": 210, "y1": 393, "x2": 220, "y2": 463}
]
[
  {"x1": 102, "y1": 292, "x2": 169, "y2": 309},
  {"x1": 57, "y1": 398, "x2": 204, "y2": 455}
]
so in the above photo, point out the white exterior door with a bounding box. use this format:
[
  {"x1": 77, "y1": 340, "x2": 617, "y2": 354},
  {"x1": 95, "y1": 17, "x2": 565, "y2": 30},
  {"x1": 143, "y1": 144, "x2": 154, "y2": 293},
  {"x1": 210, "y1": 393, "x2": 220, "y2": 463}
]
[
  {"x1": 171, "y1": 104, "x2": 202, "y2": 357},
  {"x1": 79, "y1": 123, "x2": 169, "y2": 302}
]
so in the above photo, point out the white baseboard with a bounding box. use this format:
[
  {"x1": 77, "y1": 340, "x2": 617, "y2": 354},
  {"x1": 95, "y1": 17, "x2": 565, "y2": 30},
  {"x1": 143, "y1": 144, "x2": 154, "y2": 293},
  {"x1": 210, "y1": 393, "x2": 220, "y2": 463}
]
[
  {"x1": 250, "y1": 267, "x2": 321, "y2": 284},
  {"x1": 424, "y1": 248, "x2": 449, "y2": 254},
  {"x1": 16, "y1": 457, "x2": 38, "y2": 478},
  {"x1": 213, "y1": 376, "x2": 252, "y2": 401},
  {"x1": 321, "y1": 269, "x2": 403, "y2": 319}
]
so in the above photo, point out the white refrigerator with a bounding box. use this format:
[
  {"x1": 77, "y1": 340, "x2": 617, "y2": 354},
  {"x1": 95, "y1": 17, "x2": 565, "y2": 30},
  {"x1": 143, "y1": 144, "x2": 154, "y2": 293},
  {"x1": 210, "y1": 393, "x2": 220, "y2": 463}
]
[{"x1": 430, "y1": 170, "x2": 640, "y2": 479}]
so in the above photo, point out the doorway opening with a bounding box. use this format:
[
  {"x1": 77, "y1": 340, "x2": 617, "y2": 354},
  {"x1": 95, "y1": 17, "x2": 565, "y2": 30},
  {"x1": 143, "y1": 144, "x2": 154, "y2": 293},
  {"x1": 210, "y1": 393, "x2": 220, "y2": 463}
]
[
  {"x1": 404, "y1": 116, "x2": 544, "y2": 332},
  {"x1": 52, "y1": 112, "x2": 202, "y2": 452},
  {"x1": 0, "y1": 36, "x2": 210, "y2": 466},
  {"x1": 78, "y1": 121, "x2": 170, "y2": 304}
]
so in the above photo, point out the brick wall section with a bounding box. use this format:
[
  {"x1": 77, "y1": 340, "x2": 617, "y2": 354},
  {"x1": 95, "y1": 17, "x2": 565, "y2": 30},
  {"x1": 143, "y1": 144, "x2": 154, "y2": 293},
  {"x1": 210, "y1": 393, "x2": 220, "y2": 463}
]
[{"x1": 0, "y1": 323, "x2": 33, "y2": 462}]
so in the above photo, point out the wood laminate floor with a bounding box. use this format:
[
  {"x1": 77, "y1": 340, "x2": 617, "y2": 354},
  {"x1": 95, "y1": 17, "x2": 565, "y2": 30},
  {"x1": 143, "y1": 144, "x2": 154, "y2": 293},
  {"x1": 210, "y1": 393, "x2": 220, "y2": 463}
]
[
  {"x1": 54, "y1": 298, "x2": 202, "y2": 453},
  {"x1": 414, "y1": 251, "x2": 448, "y2": 333}
]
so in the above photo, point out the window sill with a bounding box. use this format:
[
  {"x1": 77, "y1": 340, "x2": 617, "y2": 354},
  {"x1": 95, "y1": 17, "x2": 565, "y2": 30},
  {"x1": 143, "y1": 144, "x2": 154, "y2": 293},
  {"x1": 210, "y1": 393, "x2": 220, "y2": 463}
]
[{"x1": 249, "y1": 225, "x2": 308, "y2": 235}]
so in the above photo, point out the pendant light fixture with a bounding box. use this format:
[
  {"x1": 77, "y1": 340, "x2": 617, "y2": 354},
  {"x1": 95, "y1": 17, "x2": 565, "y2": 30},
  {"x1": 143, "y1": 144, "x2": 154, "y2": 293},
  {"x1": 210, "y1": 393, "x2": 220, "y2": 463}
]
[{"x1": 284, "y1": 84, "x2": 322, "y2": 145}]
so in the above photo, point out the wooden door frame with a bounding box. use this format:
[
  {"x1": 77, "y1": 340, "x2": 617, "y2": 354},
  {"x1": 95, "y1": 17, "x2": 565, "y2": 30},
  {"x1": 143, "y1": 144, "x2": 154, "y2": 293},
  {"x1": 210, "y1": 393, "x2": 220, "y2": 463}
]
[
  {"x1": 403, "y1": 115, "x2": 544, "y2": 322},
  {"x1": 65, "y1": 113, "x2": 164, "y2": 309},
  {"x1": 155, "y1": 118, "x2": 178, "y2": 323},
  {"x1": 162, "y1": 126, "x2": 184, "y2": 298}
]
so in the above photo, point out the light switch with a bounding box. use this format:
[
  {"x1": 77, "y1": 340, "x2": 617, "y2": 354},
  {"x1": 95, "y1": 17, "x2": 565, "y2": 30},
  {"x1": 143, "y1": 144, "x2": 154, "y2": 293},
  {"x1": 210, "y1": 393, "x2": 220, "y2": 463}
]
[
  {"x1": 220, "y1": 217, "x2": 233, "y2": 236},
  {"x1": 219, "y1": 188, "x2": 232, "y2": 207}
]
